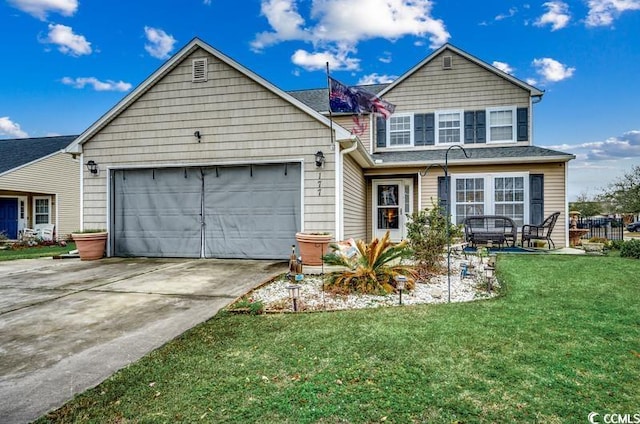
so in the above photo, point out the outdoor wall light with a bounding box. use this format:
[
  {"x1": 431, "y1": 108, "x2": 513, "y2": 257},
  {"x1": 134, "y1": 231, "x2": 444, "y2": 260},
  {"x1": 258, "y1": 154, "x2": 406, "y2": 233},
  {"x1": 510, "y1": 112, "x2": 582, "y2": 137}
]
[
  {"x1": 86, "y1": 160, "x2": 98, "y2": 175},
  {"x1": 194, "y1": 130, "x2": 202, "y2": 142},
  {"x1": 287, "y1": 284, "x2": 301, "y2": 312},
  {"x1": 314, "y1": 151, "x2": 325, "y2": 167},
  {"x1": 395, "y1": 275, "x2": 407, "y2": 305}
]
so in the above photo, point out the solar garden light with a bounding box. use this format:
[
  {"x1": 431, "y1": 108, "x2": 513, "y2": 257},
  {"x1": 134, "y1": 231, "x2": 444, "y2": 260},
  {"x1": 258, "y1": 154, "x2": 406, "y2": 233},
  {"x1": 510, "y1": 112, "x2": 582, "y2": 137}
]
[
  {"x1": 395, "y1": 275, "x2": 407, "y2": 305},
  {"x1": 287, "y1": 284, "x2": 301, "y2": 312},
  {"x1": 484, "y1": 265, "x2": 495, "y2": 292}
]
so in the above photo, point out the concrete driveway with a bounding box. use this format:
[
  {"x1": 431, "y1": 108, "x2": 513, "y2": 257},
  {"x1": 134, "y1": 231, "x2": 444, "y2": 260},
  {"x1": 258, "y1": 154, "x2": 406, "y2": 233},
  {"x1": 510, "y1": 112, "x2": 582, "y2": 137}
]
[{"x1": 0, "y1": 257, "x2": 286, "y2": 424}]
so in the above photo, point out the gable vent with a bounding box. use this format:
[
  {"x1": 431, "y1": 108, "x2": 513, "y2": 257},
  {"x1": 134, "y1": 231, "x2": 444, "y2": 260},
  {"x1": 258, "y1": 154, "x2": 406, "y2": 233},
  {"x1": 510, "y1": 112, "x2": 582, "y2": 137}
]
[
  {"x1": 192, "y1": 58, "x2": 208, "y2": 82},
  {"x1": 442, "y1": 55, "x2": 452, "y2": 70}
]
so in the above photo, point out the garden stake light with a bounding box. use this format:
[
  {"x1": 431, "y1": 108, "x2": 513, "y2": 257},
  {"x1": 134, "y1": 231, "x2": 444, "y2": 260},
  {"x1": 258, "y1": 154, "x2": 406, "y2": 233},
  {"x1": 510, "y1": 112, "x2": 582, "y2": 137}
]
[
  {"x1": 287, "y1": 284, "x2": 301, "y2": 312},
  {"x1": 395, "y1": 275, "x2": 407, "y2": 305}
]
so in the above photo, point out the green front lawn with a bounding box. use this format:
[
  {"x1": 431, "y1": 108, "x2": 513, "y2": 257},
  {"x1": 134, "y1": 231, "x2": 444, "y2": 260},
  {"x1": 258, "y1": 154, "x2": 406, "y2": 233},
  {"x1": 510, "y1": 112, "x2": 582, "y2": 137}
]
[
  {"x1": 39, "y1": 255, "x2": 640, "y2": 423},
  {"x1": 0, "y1": 243, "x2": 76, "y2": 261}
]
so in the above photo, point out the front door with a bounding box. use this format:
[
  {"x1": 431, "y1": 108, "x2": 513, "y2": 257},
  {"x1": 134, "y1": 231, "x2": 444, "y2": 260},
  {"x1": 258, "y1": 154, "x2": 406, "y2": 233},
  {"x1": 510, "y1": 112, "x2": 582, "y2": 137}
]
[
  {"x1": 0, "y1": 198, "x2": 19, "y2": 239},
  {"x1": 373, "y1": 179, "x2": 413, "y2": 242}
]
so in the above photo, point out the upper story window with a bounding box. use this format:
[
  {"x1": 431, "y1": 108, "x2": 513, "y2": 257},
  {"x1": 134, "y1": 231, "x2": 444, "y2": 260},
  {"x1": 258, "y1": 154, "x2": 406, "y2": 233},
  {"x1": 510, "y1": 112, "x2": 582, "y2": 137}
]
[
  {"x1": 376, "y1": 106, "x2": 528, "y2": 149},
  {"x1": 389, "y1": 115, "x2": 412, "y2": 146},
  {"x1": 436, "y1": 110, "x2": 463, "y2": 144},
  {"x1": 487, "y1": 107, "x2": 516, "y2": 143}
]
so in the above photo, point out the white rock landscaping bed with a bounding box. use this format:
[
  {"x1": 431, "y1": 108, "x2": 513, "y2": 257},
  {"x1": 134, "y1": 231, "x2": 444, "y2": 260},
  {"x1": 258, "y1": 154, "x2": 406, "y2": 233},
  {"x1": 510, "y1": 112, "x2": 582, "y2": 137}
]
[{"x1": 247, "y1": 254, "x2": 499, "y2": 312}]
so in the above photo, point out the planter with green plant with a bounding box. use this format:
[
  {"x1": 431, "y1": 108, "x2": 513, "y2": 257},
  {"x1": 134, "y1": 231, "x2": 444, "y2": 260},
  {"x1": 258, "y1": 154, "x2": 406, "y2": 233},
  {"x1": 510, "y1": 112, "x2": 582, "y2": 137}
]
[{"x1": 72, "y1": 229, "x2": 107, "y2": 260}]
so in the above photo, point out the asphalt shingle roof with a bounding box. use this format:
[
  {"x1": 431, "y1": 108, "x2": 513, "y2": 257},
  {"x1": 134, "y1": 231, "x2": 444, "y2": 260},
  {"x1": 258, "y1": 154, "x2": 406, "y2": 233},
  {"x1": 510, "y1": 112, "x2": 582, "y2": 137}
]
[
  {"x1": 288, "y1": 83, "x2": 390, "y2": 112},
  {"x1": 372, "y1": 145, "x2": 575, "y2": 163},
  {"x1": 0, "y1": 135, "x2": 77, "y2": 175}
]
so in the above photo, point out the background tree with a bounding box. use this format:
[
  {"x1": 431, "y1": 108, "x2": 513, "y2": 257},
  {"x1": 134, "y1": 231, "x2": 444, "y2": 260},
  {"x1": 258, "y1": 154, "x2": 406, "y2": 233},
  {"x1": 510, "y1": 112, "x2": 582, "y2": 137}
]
[
  {"x1": 569, "y1": 192, "x2": 603, "y2": 217},
  {"x1": 599, "y1": 165, "x2": 640, "y2": 214}
]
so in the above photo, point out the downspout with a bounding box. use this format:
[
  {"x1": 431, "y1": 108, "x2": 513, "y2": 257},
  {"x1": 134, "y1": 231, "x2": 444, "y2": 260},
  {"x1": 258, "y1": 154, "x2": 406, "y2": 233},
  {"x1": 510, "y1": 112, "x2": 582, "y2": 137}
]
[{"x1": 336, "y1": 135, "x2": 359, "y2": 241}]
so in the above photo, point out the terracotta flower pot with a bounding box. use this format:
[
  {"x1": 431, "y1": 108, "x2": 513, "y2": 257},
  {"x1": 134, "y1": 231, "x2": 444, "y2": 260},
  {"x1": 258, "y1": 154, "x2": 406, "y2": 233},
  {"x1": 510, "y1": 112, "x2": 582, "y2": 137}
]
[
  {"x1": 295, "y1": 232, "x2": 333, "y2": 266},
  {"x1": 72, "y1": 232, "x2": 107, "y2": 261}
]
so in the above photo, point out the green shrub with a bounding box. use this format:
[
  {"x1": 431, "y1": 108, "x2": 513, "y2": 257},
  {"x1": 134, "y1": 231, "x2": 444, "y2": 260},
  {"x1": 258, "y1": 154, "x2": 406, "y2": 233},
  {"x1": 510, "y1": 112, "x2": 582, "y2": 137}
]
[
  {"x1": 609, "y1": 239, "x2": 625, "y2": 250},
  {"x1": 620, "y1": 239, "x2": 640, "y2": 259},
  {"x1": 322, "y1": 231, "x2": 416, "y2": 295},
  {"x1": 406, "y1": 202, "x2": 462, "y2": 278},
  {"x1": 230, "y1": 296, "x2": 264, "y2": 315}
]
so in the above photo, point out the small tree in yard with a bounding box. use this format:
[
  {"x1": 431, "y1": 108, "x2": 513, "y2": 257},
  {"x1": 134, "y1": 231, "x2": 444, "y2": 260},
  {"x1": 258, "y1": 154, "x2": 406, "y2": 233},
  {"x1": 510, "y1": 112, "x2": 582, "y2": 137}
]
[
  {"x1": 599, "y1": 165, "x2": 640, "y2": 215},
  {"x1": 322, "y1": 231, "x2": 416, "y2": 295},
  {"x1": 406, "y1": 202, "x2": 462, "y2": 280}
]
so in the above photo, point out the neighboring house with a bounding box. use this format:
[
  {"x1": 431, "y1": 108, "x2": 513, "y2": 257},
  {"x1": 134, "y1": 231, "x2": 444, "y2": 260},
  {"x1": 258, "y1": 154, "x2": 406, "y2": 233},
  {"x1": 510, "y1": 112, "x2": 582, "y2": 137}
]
[
  {"x1": 66, "y1": 38, "x2": 574, "y2": 259},
  {"x1": 0, "y1": 135, "x2": 79, "y2": 240}
]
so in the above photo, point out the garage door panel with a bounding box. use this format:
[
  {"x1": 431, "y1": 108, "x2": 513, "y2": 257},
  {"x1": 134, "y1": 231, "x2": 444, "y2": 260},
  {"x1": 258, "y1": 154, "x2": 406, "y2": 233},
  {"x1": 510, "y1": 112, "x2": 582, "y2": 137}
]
[
  {"x1": 113, "y1": 168, "x2": 202, "y2": 257},
  {"x1": 203, "y1": 163, "x2": 300, "y2": 259}
]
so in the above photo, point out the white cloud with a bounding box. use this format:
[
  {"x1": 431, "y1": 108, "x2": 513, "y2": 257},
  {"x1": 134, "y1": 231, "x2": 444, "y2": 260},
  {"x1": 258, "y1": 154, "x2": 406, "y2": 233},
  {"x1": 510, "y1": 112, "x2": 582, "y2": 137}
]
[
  {"x1": 548, "y1": 130, "x2": 640, "y2": 199},
  {"x1": 43, "y1": 24, "x2": 92, "y2": 56},
  {"x1": 495, "y1": 7, "x2": 517, "y2": 21},
  {"x1": 585, "y1": 0, "x2": 640, "y2": 27},
  {"x1": 61, "y1": 77, "x2": 132, "y2": 92},
  {"x1": 0, "y1": 117, "x2": 28, "y2": 138},
  {"x1": 8, "y1": 0, "x2": 77, "y2": 20},
  {"x1": 378, "y1": 51, "x2": 392, "y2": 64},
  {"x1": 492, "y1": 61, "x2": 514, "y2": 74},
  {"x1": 144, "y1": 27, "x2": 177, "y2": 59},
  {"x1": 292, "y1": 48, "x2": 360, "y2": 71},
  {"x1": 357, "y1": 73, "x2": 397, "y2": 85},
  {"x1": 526, "y1": 77, "x2": 538, "y2": 86},
  {"x1": 252, "y1": 0, "x2": 450, "y2": 54},
  {"x1": 532, "y1": 57, "x2": 575, "y2": 83},
  {"x1": 534, "y1": 1, "x2": 571, "y2": 30}
]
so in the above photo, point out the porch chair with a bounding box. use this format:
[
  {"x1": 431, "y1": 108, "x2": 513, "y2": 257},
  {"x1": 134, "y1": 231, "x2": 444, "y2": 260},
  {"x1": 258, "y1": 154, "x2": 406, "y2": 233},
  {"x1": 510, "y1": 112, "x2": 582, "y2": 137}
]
[{"x1": 521, "y1": 212, "x2": 560, "y2": 249}]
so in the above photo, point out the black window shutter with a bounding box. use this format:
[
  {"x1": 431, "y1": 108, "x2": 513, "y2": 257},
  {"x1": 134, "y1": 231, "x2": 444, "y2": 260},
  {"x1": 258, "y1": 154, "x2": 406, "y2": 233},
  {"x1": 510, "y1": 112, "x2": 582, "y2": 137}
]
[
  {"x1": 475, "y1": 110, "x2": 486, "y2": 143},
  {"x1": 464, "y1": 111, "x2": 475, "y2": 144},
  {"x1": 437, "y1": 176, "x2": 450, "y2": 213},
  {"x1": 517, "y1": 107, "x2": 528, "y2": 141},
  {"x1": 414, "y1": 113, "x2": 426, "y2": 146},
  {"x1": 529, "y1": 174, "x2": 544, "y2": 225},
  {"x1": 425, "y1": 113, "x2": 435, "y2": 146},
  {"x1": 376, "y1": 116, "x2": 386, "y2": 148}
]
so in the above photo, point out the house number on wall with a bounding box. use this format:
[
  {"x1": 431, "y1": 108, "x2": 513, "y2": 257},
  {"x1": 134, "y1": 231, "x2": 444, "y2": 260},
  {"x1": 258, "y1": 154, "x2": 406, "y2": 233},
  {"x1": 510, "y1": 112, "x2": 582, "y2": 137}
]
[{"x1": 317, "y1": 172, "x2": 322, "y2": 196}]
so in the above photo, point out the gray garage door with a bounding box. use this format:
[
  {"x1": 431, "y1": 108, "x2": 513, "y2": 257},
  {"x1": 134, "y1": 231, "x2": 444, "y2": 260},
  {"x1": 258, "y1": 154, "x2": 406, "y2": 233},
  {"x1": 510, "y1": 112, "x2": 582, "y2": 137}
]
[{"x1": 112, "y1": 163, "x2": 301, "y2": 259}]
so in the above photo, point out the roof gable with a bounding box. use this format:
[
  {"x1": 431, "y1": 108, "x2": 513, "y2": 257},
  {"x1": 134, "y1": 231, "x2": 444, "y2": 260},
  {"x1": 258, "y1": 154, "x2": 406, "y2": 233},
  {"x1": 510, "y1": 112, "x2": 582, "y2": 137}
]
[
  {"x1": 0, "y1": 135, "x2": 77, "y2": 175},
  {"x1": 379, "y1": 44, "x2": 544, "y2": 98},
  {"x1": 66, "y1": 38, "x2": 350, "y2": 153}
]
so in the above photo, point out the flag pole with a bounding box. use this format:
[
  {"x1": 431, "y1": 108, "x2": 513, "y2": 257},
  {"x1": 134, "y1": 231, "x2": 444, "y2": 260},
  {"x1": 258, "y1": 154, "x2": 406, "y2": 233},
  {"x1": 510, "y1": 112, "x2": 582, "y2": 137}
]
[{"x1": 326, "y1": 62, "x2": 335, "y2": 150}]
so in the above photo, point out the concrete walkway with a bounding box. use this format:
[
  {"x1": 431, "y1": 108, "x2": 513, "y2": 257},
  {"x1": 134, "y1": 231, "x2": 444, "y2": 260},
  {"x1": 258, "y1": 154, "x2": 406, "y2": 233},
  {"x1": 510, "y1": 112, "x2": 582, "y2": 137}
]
[{"x1": 0, "y1": 257, "x2": 286, "y2": 424}]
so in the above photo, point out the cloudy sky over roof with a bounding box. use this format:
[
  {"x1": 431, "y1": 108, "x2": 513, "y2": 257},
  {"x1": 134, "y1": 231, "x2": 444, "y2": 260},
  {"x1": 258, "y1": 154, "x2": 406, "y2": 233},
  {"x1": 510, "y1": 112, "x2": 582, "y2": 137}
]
[{"x1": 1, "y1": 0, "x2": 639, "y2": 199}]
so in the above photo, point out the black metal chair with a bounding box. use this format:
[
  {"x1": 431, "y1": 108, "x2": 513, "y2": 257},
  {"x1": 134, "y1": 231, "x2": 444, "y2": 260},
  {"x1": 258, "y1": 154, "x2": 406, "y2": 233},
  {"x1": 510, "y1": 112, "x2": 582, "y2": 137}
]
[{"x1": 521, "y1": 212, "x2": 561, "y2": 249}]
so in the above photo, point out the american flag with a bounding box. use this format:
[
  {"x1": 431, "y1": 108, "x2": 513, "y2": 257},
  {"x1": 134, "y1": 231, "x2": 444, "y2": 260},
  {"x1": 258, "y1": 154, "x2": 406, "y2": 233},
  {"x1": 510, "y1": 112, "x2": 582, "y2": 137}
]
[{"x1": 328, "y1": 77, "x2": 395, "y2": 119}]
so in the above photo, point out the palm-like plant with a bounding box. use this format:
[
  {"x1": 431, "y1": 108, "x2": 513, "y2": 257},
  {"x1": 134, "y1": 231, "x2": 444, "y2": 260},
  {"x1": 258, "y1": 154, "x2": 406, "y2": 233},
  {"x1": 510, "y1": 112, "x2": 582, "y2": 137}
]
[{"x1": 322, "y1": 231, "x2": 417, "y2": 295}]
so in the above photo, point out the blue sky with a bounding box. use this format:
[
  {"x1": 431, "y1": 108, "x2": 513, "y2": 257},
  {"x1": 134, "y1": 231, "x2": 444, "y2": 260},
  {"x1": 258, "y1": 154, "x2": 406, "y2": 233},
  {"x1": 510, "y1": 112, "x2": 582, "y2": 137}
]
[{"x1": 1, "y1": 0, "x2": 639, "y2": 200}]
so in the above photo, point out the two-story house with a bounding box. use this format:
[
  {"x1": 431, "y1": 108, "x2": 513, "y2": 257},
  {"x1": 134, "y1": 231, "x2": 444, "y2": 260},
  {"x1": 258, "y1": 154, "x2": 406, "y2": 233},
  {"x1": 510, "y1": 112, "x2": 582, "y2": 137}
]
[{"x1": 66, "y1": 38, "x2": 573, "y2": 259}]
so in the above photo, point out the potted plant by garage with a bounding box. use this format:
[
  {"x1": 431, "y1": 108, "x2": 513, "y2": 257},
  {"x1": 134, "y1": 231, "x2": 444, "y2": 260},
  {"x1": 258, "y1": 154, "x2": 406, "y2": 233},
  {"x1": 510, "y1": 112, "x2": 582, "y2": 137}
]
[
  {"x1": 295, "y1": 232, "x2": 333, "y2": 266},
  {"x1": 72, "y1": 229, "x2": 107, "y2": 260}
]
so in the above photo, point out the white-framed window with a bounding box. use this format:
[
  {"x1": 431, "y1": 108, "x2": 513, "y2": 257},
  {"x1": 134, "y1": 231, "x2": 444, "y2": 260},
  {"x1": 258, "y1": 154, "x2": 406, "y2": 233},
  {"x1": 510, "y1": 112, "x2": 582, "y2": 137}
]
[
  {"x1": 487, "y1": 106, "x2": 516, "y2": 143},
  {"x1": 388, "y1": 114, "x2": 413, "y2": 147},
  {"x1": 451, "y1": 173, "x2": 528, "y2": 226},
  {"x1": 436, "y1": 110, "x2": 463, "y2": 144},
  {"x1": 33, "y1": 197, "x2": 51, "y2": 225}
]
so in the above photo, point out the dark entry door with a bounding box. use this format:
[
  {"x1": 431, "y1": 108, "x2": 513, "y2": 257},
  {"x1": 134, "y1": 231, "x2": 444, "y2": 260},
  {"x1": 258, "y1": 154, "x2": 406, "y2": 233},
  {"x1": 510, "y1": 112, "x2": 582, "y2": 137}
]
[{"x1": 0, "y1": 198, "x2": 18, "y2": 239}]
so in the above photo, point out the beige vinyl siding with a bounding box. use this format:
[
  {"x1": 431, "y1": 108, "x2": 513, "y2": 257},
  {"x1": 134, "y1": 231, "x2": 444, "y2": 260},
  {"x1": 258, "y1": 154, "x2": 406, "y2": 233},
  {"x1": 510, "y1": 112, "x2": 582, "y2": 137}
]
[
  {"x1": 81, "y1": 47, "x2": 336, "y2": 234},
  {"x1": 376, "y1": 49, "x2": 532, "y2": 150},
  {"x1": 333, "y1": 115, "x2": 373, "y2": 152},
  {"x1": 419, "y1": 162, "x2": 568, "y2": 247},
  {"x1": 385, "y1": 51, "x2": 530, "y2": 111},
  {"x1": 343, "y1": 154, "x2": 367, "y2": 240},
  {"x1": 0, "y1": 152, "x2": 80, "y2": 239}
]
